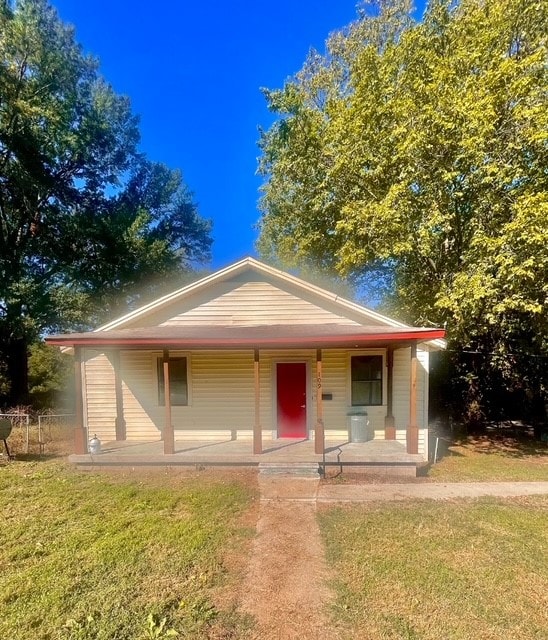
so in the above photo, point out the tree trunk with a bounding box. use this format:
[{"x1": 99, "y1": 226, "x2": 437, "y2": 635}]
[{"x1": 5, "y1": 336, "x2": 29, "y2": 407}]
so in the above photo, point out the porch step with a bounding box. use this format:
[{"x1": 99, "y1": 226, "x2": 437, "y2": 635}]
[{"x1": 258, "y1": 462, "x2": 320, "y2": 477}]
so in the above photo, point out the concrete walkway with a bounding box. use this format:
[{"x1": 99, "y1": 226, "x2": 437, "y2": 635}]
[
  {"x1": 242, "y1": 477, "x2": 548, "y2": 639},
  {"x1": 259, "y1": 479, "x2": 548, "y2": 503},
  {"x1": 318, "y1": 481, "x2": 548, "y2": 503}
]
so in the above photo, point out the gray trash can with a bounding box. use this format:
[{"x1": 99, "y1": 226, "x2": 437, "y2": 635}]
[{"x1": 348, "y1": 411, "x2": 370, "y2": 443}]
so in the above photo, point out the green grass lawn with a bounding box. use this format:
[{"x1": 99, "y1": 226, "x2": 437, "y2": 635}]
[
  {"x1": 320, "y1": 496, "x2": 548, "y2": 639},
  {"x1": 426, "y1": 434, "x2": 548, "y2": 481},
  {"x1": 0, "y1": 460, "x2": 256, "y2": 639}
]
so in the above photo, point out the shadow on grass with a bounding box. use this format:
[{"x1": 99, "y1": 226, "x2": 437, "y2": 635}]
[
  {"x1": 429, "y1": 419, "x2": 547, "y2": 464},
  {"x1": 457, "y1": 433, "x2": 547, "y2": 458},
  {"x1": 2, "y1": 451, "x2": 67, "y2": 463}
]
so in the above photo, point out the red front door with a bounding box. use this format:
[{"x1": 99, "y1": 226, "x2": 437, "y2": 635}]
[{"x1": 276, "y1": 362, "x2": 307, "y2": 438}]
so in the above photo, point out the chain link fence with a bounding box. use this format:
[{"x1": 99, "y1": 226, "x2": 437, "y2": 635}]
[{"x1": 0, "y1": 411, "x2": 75, "y2": 458}]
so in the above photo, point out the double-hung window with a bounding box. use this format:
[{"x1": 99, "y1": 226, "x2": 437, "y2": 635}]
[
  {"x1": 351, "y1": 355, "x2": 382, "y2": 406},
  {"x1": 157, "y1": 357, "x2": 188, "y2": 406}
]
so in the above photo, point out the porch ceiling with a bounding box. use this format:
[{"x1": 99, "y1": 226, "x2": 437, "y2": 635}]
[{"x1": 46, "y1": 323, "x2": 445, "y2": 350}]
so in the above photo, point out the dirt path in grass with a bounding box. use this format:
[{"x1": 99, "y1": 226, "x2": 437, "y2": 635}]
[{"x1": 239, "y1": 477, "x2": 342, "y2": 640}]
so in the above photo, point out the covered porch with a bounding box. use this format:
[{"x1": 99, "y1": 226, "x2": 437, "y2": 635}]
[
  {"x1": 47, "y1": 323, "x2": 445, "y2": 465},
  {"x1": 68, "y1": 436, "x2": 425, "y2": 476}
]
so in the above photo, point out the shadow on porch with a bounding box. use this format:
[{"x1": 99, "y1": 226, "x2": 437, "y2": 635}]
[{"x1": 69, "y1": 437, "x2": 424, "y2": 476}]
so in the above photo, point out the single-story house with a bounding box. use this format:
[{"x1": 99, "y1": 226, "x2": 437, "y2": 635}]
[{"x1": 47, "y1": 257, "x2": 445, "y2": 459}]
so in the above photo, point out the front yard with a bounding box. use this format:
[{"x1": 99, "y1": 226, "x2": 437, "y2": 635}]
[
  {"x1": 0, "y1": 460, "x2": 256, "y2": 639},
  {"x1": 318, "y1": 433, "x2": 548, "y2": 637},
  {"x1": 427, "y1": 432, "x2": 548, "y2": 481},
  {"x1": 1, "y1": 429, "x2": 546, "y2": 639},
  {"x1": 320, "y1": 496, "x2": 548, "y2": 639}
]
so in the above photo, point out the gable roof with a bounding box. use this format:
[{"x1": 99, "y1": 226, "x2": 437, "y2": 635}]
[
  {"x1": 97, "y1": 257, "x2": 412, "y2": 331},
  {"x1": 48, "y1": 257, "x2": 446, "y2": 349}
]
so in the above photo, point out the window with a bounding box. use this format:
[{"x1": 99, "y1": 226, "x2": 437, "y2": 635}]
[
  {"x1": 157, "y1": 357, "x2": 188, "y2": 406},
  {"x1": 351, "y1": 355, "x2": 382, "y2": 406}
]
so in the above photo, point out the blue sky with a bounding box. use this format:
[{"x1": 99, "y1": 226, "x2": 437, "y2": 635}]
[{"x1": 52, "y1": 1, "x2": 424, "y2": 269}]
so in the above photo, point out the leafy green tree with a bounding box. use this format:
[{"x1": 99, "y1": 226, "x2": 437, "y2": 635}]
[
  {"x1": 0, "y1": 0, "x2": 212, "y2": 405},
  {"x1": 258, "y1": 0, "x2": 548, "y2": 422},
  {"x1": 61, "y1": 159, "x2": 212, "y2": 327},
  {"x1": 27, "y1": 341, "x2": 72, "y2": 410}
]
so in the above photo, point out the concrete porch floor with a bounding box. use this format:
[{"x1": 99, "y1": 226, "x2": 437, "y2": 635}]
[{"x1": 69, "y1": 438, "x2": 425, "y2": 475}]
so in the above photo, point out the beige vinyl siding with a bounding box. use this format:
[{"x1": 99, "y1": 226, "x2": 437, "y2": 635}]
[
  {"x1": 83, "y1": 350, "x2": 117, "y2": 442},
  {"x1": 99, "y1": 259, "x2": 411, "y2": 332},
  {"x1": 83, "y1": 346, "x2": 429, "y2": 454},
  {"x1": 321, "y1": 350, "x2": 350, "y2": 436},
  {"x1": 115, "y1": 351, "x2": 256, "y2": 439},
  {"x1": 320, "y1": 350, "x2": 388, "y2": 439},
  {"x1": 258, "y1": 349, "x2": 389, "y2": 439},
  {"x1": 393, "y1": 348, "x2": 410, "y2": 432},
  {"x1": 127, "y1": 275, "x2": 367, "y2": 328},
  {"x1": 109, "y1": 349, "x2": 365, "y2": 439},
  {"x1": 394, "y1": 429, "x2": 427, "y2": 453},
  {"x1": 187, "y1": 351, "x2": 255, "y2": 430},
  {"x1": 258, "y1": 351, "x2": 274, "y2": 433},
  {"x1": 160, "y1": 281, "x2": 360, "y2": 326},
  {"x1": 120, "y1": 351, "x2": 161, "y2": 440}
]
